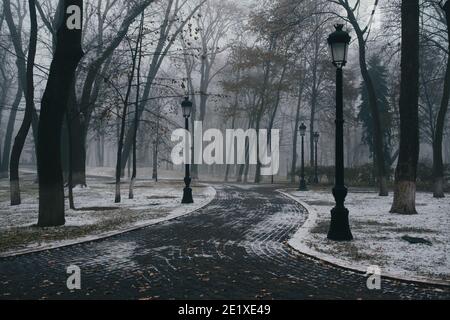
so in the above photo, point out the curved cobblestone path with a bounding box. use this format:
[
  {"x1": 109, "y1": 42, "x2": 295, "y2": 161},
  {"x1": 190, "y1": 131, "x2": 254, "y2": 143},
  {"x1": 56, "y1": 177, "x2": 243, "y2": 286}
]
[{"x1": 1, "y1": 185, "x2": 449, "y2": 299}]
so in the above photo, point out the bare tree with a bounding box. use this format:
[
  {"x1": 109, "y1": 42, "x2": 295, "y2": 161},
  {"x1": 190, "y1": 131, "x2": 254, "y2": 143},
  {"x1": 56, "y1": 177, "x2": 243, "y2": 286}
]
[
  {"x1": 1, "y1": 0, "x2": 29, "y2": 178},
  {"x1": 333, "y1": 0, "x2": 389, "y2": 196},
  {"x1": 37, "y1": 0, "x2": 84, "y2": 227},
  {"x1": 390, "y1": 0, "x2": 420, "y2": 214},
  {"x1": 72, "y1": 0, "x2": 155, "y2": 186},
  {"x1": 9, "y1": 0, "x2": 39, "y2": 205},
  {"x1": 432, "y1": 1, "x2": 450, "y2": 198},
  {"x1": 115, "y1": 33, "x2": 140, "y2": 203},
  {"x1": 119, "y1": 0, "x2": 207, "y2": 175},
  {"x1": 129, "y1": 12, "x2": 145, "y2": 200}
]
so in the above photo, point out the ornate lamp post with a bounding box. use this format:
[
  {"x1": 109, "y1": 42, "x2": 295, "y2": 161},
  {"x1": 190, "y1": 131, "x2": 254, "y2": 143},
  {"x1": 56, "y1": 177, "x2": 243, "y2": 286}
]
[
  {"x1": 299, "y1": 123, "x2": 307, "y2": 191},
  {"x1": 181, "y1": 97, "x2": 194, "y2": 204},
  {"x1": 326, "y1": 24, "x2": 353, "y2": 241},
  {"x1": 313, "y1": 132, "x2": 320, "y2": 184}
]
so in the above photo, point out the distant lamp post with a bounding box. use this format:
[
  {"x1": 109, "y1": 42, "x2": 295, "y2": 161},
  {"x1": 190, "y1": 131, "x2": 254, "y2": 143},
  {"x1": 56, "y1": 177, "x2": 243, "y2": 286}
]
[
  {"x1": 181, "y1": 97, "x2": 194, "y2": 204},
  {"x1": 299, "y1": 122, "x2": 307, "y2": 191},
  {"x1": 313, "y1": 132, "x2": 320, "y2": 184},
  {"x1": 327, "y1": 24, "x2": 353, "y2": 241}
]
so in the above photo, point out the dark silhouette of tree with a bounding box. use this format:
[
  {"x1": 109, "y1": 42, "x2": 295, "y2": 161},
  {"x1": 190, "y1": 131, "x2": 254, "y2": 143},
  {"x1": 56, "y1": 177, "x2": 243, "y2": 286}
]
[
  {"x1": 119, "y1": 0, "x2": 207, "y2": 176},
  {"x1": 390, "y1": 0, "x2": 420, "y2": 215},
  {"x1": 9, "y1": 0, "x2": 39, "y2": 205},
  {"x1": 334, "y1": 0, "x2": 390, "y2": 196},
  {"x1": 129, "y1": 12, "x2": 145, "y2": 199},
  {"x1": 37, "y1": 0, "x2": 84, "y2": 227},
  {"x1": 432, "y1": 0, "x2": 450, "y2": 198},
  {"x1": 73, "y1": 0, "x2": 155, "y2": 186},
  {"x1": 1, "y1": 0, "x2": 39, "y2": 182},
  {"x1": 358, "y1": 56, "x2": 394, "y2": 177},
  {"x1": 115, "y1": 30, "x2": 140, "y2": 203}
]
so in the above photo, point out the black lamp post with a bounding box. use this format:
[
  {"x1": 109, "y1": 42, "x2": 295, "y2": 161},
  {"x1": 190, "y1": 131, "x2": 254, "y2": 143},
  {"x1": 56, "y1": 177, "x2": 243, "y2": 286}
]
[
  {"x1": 181, "y1": 97, "x2": 194, "y2": 204},
  {"x1": 313, "y1": 132, "x2": 320, "y2": 184},
  {"x1": 326, "y1": 24, "x2": 353, "y2": 241},
  {"x1": 299, "y1": 122, "x2": 307, "y2": 191}
]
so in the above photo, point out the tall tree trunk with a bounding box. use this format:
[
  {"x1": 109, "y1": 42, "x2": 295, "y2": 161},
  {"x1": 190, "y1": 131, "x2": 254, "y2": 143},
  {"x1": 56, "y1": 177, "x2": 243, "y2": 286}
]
[
  {"x1": 390, "y1": 0, "x2": 420, "y2": 214},
  {"x1": 309, "y1": 41, "x2": 319, "y2": 168},
  {"x1": 116, "y1": 31, "x2": 139, "y2": 203},
  {"x1": 37, "y1": 0, "x2": 84, "y2": 227},
  {"x1": 129, "y1": 12, "x2": 144, "y2": 199},
  {"x1": 0, "y1": 82, "x2": 11, "y2": 169},
  {"x1": 224, "y1": 72, "x2": 240, "y2": 182},
  {"x1": 224, "y1": 115, "x2": 236, "y2": 182},
  {"x1": 291, "y1": 67, "x2": 305, "y2": 183},
  {"x1": 433, "y1": 1, "x2": 450, "y2": 198},
  {"x1": 66, "y1": 112, "x2": 75, "y2": 209},
  {"x1": 9, "y1": 0, "x2": 38, "y2": 205},
  {"x1": 339, "y1": 0, "x2": 389, "y2": 196},
  {"x1": 0, "y1": 85, "x2": 22, "y2": 177},
  {"x1": 254, "y1": 36, "x2": 275, "y2": 184}
]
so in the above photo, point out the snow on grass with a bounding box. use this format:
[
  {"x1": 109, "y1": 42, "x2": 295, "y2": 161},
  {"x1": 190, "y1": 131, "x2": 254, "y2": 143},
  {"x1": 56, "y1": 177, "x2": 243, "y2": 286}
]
[
  {"x1": 0, "y1": 175, "x2": 215, "y2": 256},
  {"x1": 284, "y1": 188, "x2": 450, "y2": 285}
]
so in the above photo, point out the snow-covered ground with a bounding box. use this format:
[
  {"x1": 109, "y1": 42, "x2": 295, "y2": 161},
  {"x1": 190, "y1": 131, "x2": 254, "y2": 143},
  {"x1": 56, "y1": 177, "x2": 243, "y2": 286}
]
[
  {"x1": 283, "y1": 189, "x2": 450, "y2": 285},
  {"x1": 0, "y1": 171, "x2": 215, "y2": 257}
]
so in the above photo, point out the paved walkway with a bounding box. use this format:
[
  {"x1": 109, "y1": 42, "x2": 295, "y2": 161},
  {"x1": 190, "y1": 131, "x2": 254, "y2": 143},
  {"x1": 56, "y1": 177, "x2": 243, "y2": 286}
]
[{"x1": 1, "y1": 185, "x2": 448, "y2": 299}]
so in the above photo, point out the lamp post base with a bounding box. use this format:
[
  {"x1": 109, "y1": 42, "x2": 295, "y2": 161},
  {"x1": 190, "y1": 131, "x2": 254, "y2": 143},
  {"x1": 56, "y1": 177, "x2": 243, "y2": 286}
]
[
  {"x1": 327, "y1": 206, "x2": 353, "y2": 241},
  {"x1": 182, "y1": 187, "x2": 193, "y2": 204}
]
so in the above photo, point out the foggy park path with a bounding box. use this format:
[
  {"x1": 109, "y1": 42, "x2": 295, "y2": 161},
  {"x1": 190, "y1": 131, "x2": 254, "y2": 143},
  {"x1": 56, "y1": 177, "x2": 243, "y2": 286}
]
[{"x1": 0, "y1": 184, "x2": 449, "y2": 299}]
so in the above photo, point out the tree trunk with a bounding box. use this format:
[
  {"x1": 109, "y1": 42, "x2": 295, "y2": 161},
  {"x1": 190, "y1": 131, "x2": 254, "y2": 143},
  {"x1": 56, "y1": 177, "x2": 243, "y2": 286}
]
[
  {"x1": 0, "y1": 85, "x2": 22, "y2": 177},
  {"x1": 68, "y1": 85, "x2": 87, "y2": 186},
  {"x1": 116, "y1": 29, "x2": 139, "y2": 203},
  {"x1": 291, "y1": 72, "x2": 305, "y2": 183},
  {"x1": 9, "y1": 0, "x2": 38, "y2": 206},
  {"x1": 432, "y1": 1, "x2": 450, "y2": 198},
  {"x1": 66, "y1": 112, "x2": 75, "y2": 209},
  {"x1": 224, "y1": 78, "x2": 240, "y2": 182},
  {"x1": 37, "y1": 0, "x2": 84, "y2": 227},
  {"x1": 152, "y1": 142, "x2": 158, "y2": 181},
  {"x1": 340, "y1": 0, "x2": 389, "y2": 196},
  {"x1": 390, "y1": 0, "x2": 420, "y2": 214},
  {"x1": 0, "y1": 83, "x2": 11, "y2": 169},
  {"x1": 129, "y1": 12, "x2": 144, "y2": 199}
]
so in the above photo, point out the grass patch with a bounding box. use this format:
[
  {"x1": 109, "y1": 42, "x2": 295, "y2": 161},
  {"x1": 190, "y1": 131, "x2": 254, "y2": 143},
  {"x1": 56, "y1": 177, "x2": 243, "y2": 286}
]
[{"x1": 0, "y1": 207, "x2": 167, "y2": 253}]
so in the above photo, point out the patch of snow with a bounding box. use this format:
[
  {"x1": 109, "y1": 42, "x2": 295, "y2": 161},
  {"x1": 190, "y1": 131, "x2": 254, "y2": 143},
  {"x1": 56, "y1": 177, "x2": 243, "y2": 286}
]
[
  {"x1": 284, "y1": 189, "x2": 450, "y2": 286},
  {"x1": 0, "y1": 178, "x2": 216, "y2": 257}
]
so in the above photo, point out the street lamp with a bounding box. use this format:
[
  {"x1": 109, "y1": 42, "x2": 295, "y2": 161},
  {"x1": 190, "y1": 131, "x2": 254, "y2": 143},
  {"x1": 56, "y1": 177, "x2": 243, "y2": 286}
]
[
  {"x1": 313, "y1": 132, "x2": 320, "y2": 184},
  {"x1": 181, "y1": 97, "x2": 194, "y2": 204},
  {"x1": 326, "y1": 24, "x2": 353, "y2": 241},
  {"x1": 299, "y1": 122, "x2": 307, "y2": 191}
]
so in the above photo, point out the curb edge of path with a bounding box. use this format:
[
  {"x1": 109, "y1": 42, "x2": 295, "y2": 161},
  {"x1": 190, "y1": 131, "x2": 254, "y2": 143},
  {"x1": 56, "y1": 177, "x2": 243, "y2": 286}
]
[
  {"x1": 0, "y1": 185, "x2": 217, "y2": 259},
  {"x1": 277, "y1": 189, "x2": 450, "y2": 289}
]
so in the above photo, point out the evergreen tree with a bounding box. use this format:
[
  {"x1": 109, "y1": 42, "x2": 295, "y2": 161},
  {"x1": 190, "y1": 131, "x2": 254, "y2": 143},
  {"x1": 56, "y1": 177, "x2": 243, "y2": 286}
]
[{"x1": 357, "y1": 56, "x2": 393, "y2": 165}]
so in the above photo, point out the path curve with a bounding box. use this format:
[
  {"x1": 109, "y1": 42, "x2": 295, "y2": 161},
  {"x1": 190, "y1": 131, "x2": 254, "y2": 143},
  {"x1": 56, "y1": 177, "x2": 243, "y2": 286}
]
[{"x1": 0, "y1": 185, "x2": 448, "y2": 299}]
